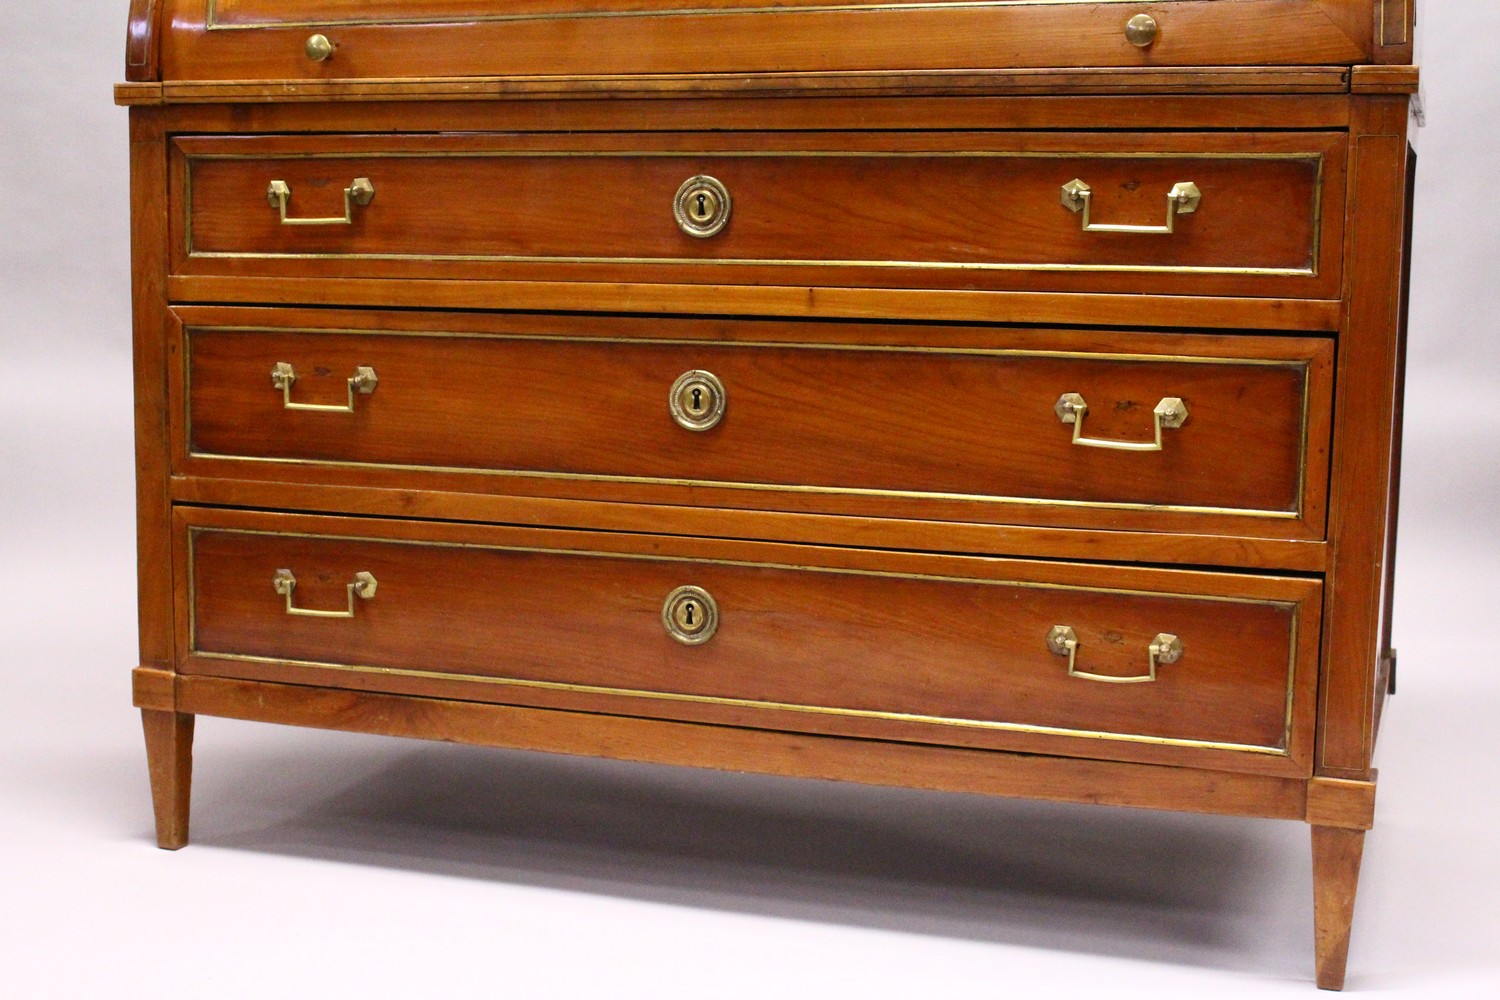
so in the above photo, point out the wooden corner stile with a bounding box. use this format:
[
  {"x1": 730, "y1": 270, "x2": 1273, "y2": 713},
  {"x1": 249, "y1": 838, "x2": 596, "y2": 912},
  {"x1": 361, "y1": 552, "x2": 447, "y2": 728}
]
[
  {"x1": 126, "y1": 0, "x2": 163, "y2": 83},
  {"x1": 130, "y1": 106, "x2": 174, "y2": 674},
  {"x1": 1373, "y1": 0, "x2": 1416, "y2": 65},
  {"x1": 1317, "y1": 93, "x2": 1412, "y2": 779}
]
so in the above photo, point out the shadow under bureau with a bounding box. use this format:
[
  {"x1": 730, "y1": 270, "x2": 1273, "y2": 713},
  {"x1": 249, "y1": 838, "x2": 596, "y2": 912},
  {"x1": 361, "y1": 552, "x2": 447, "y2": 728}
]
[{"x1": 118, "y1": 0, "x2": 1420, "y2": 989}]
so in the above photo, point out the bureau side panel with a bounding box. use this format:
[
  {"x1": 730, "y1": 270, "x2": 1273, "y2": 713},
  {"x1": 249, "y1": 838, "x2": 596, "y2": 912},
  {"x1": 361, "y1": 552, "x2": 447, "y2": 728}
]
[{"x1": 1318, "y1": 95, "x2": 1411, "y2": 776}]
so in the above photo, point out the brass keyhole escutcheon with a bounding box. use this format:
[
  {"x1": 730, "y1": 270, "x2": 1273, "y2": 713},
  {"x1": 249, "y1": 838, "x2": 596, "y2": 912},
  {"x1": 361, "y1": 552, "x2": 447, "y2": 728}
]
[
  {"x1": 669, "y1": 370, "x2": 727, "y2": 432},
  {"x1": 663, "y1": 586, "x2": 719, "y2": 645},
  {"x1": 673, "y1": 175, "x2": 732, "y2": 238}
]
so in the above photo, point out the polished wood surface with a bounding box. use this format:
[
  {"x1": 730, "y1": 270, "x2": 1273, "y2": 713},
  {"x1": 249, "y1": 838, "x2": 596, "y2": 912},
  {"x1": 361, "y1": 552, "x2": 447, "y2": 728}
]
[
  {"x1": 180, "y1": 510, "x2": 1320, "y2": 774},
  {"x1": 178, "y1": 310, "x2": 1333, "y2": 537},
  {"x1": 172, "y1": 130, "x2": 1344, "y2": 299},
  {"x1": 122, "y1": 0, "x2": 1416, "y2": 987}
]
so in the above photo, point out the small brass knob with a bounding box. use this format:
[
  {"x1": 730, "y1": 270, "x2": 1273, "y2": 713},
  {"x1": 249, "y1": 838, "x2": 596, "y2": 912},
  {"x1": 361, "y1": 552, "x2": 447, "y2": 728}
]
[
  {"x1": 306, "y1": 34, "x2": 334, "y2": 62},
  {"x1": 1125, "y1": 13, "x2": 1159, "y2": 48},
  {"x1": 669, "y1": 370, "x2": 727, "y2": 432},
  {"x1": 673, "y1": 175, "x2": 732, "y2": 238},
  {"x1": 663, "y1": 586, "x2": 719, "y2": 645}
]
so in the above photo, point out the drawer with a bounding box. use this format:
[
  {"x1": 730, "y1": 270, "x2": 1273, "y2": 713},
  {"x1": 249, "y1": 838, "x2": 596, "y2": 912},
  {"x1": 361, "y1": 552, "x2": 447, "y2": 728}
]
[
  {"x1": 178, "y1": 508, "x2": 1322, "y2": 776},
  {"x1": 171, "y1": 131, "x2": 1345, "y2": 300},
  {"x1": 157, "y1": 1, "x2": 1379, "y2": 81},
  {"x1": 173, "y1": 307, "x2": 1334, "y2": 540}
]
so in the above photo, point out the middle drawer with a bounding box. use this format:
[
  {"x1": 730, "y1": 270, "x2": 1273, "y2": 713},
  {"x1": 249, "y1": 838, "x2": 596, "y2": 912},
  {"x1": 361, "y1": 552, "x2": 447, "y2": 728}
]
[{"x1": 174, "y1": 307, "x2": 1332, "y2": 540}]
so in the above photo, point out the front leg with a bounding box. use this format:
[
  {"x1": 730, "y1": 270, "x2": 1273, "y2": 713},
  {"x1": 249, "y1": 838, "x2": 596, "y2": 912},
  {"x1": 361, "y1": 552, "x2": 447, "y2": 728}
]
[
  {"x1": 1311, "y1": 825, "x2": 1366, "y2": 991},
  {"x1": 141, "y1": 709, "x2": 195, "y2": 850}
]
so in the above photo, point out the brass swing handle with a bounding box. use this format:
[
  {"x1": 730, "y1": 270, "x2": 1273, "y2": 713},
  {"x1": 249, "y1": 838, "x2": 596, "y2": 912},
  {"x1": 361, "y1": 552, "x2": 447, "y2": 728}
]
[
  {"x1": 1054, "y1": 393, "x2": 1187, "y2": 452},
  {"x1": 1060, "y1": 179, "x2": 1201, "y2": 235},
  {"x1": 272, "y1": 569, "x2": 377, "y2": 619},
  {"x1": 266, "y1": 177, "x2": 375, "y2": 226},
  {"x1": 271, "y1": 362, "x2": 378, "y2": 413},
  {"x1": 1047, "y1": 626, "x2": 1183, "y2": 685}
]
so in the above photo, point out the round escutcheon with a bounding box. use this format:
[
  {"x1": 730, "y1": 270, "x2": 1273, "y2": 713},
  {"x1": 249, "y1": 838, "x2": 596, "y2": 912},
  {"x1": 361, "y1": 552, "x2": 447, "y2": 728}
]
[
  {"x1": 662, "y1": 586, "x2": 719, "y2": 645},
  {"x1": 668, "y1": 370, "x2": 727, "y2": 431},
  {"x1": 673, "y1": 175, "x2": 732, "y2": 238}
]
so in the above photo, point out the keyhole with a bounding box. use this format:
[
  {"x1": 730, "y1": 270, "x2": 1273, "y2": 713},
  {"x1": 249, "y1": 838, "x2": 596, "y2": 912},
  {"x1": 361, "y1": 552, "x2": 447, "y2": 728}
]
[
  {"x1": 694, "y1": 192, "x2": 708, "y2": 219},
  {"x1": 690, "y1": 387, "x2": 704, "y2": 413},
  {"x1": 684, "y1": 602, "x2": 697, "y2": 627}
]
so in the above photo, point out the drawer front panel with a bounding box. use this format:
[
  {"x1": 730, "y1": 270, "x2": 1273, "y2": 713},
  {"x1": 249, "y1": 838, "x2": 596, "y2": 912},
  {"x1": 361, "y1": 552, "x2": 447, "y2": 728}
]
[
  {"x1": 160, "y1": 0, "x2": 1373, "y2": 80},
  {"x1": 177, "y1": 309, "x2": 1334, "y2": 539},
  {"x1": 180, "y1": 510, "x2": 1321, "y2": 775},
  {"x1": 172, "y1": 132, "x2": 1344, "y2": 299}
]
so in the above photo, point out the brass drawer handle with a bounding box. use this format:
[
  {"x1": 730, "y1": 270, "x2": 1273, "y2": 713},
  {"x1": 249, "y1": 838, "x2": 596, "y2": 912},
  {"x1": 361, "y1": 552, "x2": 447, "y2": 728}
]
[
  {"x1": 1047, "y1": 626, "x2": 1183, "y2": 685},
  {"x1": 669, "y1": 370, "x2": 727, "y2": 431},
  {"x1": 1060, "y1": 179, "x2": 1200, "y2": 235},
  {"x1": 266, "y1": 177, "x2": 375, "y2": 226},
  {"x1": 663, "y1": 585, "x2": 719, "y2": 645},
  {"x1": 1054, "y1": 393, "x2": 1187, "y2": 452},
  {"x1": 272, "y1": 569, "x2": 377, "y2": 619},
  {"x1": 673, "y1": 175, "x2": 732, "y2": 238},
  {"x1": 271, "y1": 362, "x2": 378, "y2": 413}
]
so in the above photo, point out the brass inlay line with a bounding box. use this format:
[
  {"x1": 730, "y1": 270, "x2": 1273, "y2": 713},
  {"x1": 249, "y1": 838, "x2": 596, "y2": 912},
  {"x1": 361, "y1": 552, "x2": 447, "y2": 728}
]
[
  {"x1": 186, "y1": 525, "x2": 1301, "y2": 756},
  {"x1": 183, "y1": 325, "x2": 1313, "y2": 521},
  {"x1": 207, "y1": 0, "x2": 1192, "y2": 31},
  {"x1": 182, "y1": 149, "x2": 1326, "y2": 278}
]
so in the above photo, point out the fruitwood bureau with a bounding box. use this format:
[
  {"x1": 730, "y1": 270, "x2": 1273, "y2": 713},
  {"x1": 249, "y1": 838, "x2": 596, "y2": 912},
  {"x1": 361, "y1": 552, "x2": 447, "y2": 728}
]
[{"x1": 118, "y1": 1, "x2": 1419, "y2": 988}]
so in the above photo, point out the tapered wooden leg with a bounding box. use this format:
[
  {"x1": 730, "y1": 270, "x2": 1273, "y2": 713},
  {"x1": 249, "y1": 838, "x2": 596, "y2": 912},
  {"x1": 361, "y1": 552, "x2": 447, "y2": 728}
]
[
  {"x1": 1312, "y1": 825, "x2": 1366, "y2": 991},
  {"x1": 142, "y1": 709, "x2": 195, "y2": 850}
]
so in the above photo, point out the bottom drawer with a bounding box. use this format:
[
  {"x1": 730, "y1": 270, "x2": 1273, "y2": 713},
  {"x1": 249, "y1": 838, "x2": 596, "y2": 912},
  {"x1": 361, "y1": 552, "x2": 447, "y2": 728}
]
[{"x1": 177, "y1": 508, "x2": 1320, "y2": 776}]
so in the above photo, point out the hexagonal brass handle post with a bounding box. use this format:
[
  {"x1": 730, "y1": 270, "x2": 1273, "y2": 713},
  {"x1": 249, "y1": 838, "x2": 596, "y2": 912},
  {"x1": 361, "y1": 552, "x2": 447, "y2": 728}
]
[
  {"x1": 1060, "y1": 179, "x2": 1200, "y2": 234},
  {"x1": 1048, "y1": 626, "x2": 1183, "y2": 685},
  {"x1": 270, "y1": 362, "x2": 379, "y2": 413},
  {"x1": 266, "y1": 177, "x2": 375, "y2": 226},
  {"x1": 273, "y1": 569, "x2": 378, "y2": 619},
  {"x1": 1054, "y1": 393, "x2": 1188, "y2": 452}
]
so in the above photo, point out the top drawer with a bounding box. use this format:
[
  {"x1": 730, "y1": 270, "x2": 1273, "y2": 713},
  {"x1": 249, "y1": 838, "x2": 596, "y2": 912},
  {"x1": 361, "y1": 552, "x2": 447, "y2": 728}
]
[
  {"x1": 171, "y1": 130, "x2": 1345, "y2": 300},
  {"x1": 153, "y1": 1, "x2": 1392, "y2": 81}
]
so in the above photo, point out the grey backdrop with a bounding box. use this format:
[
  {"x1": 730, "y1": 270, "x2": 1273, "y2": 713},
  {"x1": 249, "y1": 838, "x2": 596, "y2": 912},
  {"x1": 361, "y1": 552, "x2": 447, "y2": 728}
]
[{"x1": 3, "y1": 5, "x2": 1498, "y2": 997}]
